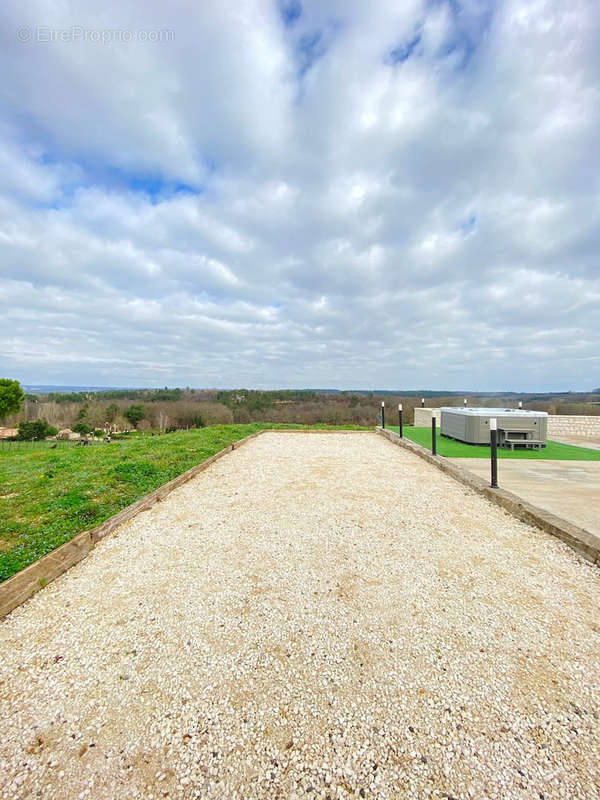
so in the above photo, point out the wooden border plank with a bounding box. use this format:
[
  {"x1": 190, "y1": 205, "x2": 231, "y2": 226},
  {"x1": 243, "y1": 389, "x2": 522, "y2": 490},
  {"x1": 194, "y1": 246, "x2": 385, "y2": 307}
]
[
  {"x1": 0, "y1": 429, "x2": 372, "y2": 618},
  {"x1": 0, "y1": 429, "x2": 264, "y2": 619}
]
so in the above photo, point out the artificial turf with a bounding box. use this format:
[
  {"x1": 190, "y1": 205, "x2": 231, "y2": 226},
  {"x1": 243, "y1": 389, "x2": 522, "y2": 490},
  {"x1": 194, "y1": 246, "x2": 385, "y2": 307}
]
[{"x1": 386, "y1": 425, "x2": 600, "y2": 461}]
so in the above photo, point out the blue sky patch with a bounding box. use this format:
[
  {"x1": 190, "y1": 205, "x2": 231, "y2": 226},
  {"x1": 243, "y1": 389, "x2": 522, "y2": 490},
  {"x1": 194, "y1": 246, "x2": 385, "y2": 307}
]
[
  {"x1": 117, "y1": 172, "x2": 200, "y2": 201},
  {"x1": 425, "y1": 0, "x2": 461, "y2": 15},
  {"x1": 278, "y1": 0, "x2": 302, "y2": 26},
  {"x1": 432, "y1": 0, "x2": 496, "y2": 71},
  {"x1": 385, "y1": 33, "x2": 422, "y2": 65},
  {"x1": 35, "y1": 153, "x2": 202, "y2": 203},
  {"x1": 460, "y1": 214, "x2": 477, "y2": 234},
  {"x1": 297, "y1": 31, "x2": 327, "y2": 77}
]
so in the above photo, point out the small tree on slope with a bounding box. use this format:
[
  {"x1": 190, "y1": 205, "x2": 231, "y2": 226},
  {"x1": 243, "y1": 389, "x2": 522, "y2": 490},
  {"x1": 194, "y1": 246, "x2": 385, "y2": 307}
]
[{"x1": 0, "y1": 378, "x2": 24, "y2": 421}]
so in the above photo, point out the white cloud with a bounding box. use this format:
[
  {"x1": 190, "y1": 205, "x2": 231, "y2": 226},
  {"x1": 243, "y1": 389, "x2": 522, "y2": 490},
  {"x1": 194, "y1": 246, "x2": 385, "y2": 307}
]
[{"x1": 0, "y1": 0, "x2": 598, "y2": 390}]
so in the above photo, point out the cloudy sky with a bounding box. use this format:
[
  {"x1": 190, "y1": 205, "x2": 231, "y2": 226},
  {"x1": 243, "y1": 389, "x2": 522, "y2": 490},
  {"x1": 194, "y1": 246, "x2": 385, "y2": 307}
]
[{"x1": 0, "y1": 0, "x2": 598, "y2": 391}]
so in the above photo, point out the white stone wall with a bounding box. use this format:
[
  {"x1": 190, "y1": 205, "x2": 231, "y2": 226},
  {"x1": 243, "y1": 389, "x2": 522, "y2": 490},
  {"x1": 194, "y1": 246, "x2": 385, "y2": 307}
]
[
  {"x1": 413, "y1": 409, "x2": 600, "y2": 436},
  {"x1": 413, "y1": 408, "x2": 441, "y2": 427},
  {"x1": 547, "y1": 415, "x2": 600, "y2": 437}
]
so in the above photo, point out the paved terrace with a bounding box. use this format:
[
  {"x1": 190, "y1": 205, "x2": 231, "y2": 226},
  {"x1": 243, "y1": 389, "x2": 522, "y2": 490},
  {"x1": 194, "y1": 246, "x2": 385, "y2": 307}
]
[
  {"x1": 449, "y1": 458, "x2": 600, "y2": 537},
  {"x1": 1, "y1": 432, "x2": 599, "y2": 800}
]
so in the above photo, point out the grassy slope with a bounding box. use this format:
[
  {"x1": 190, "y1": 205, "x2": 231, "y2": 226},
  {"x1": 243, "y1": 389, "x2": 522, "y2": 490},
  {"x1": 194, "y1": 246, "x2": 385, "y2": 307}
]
[
  {"x1": 386, "y1": 425, "x2": 600, "y2": 460},
  {"x1": 0, "y1": 423, "x2": 368, "y2": 582}
]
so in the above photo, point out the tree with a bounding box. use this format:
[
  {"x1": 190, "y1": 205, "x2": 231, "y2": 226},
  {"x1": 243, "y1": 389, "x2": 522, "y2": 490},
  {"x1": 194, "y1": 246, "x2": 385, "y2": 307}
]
[
  {"x1": 124, "y1": 404, "x2": 146, "y2": 428},
  {"x1": 72, "y1": 422, "x2": 92, "y2": 435},
  {"x1": 0, "y1": 378, "x2": 24, "y2": 421},
  {"x1": 104, "y1": 403, "x2": 119, "y2": 424},
  {"x1": 17, "y1": 419, "x2": 57, "y2": 441}
]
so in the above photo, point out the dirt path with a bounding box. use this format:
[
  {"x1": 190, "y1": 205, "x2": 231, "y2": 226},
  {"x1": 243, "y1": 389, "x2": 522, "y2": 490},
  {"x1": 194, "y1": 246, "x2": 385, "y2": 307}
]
[{"x1": 1, "y1": 432, "x2": 599, "y2": 800}]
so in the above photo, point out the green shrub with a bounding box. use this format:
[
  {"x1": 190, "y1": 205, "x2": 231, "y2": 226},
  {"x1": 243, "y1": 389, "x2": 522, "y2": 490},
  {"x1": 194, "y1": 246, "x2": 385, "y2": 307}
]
[
  {"x1": 72, "y1": 422, "x2": 92, "y2": 435},
  {"x1": 17, "y1": 419, "x2": 54, "y2": 441}
]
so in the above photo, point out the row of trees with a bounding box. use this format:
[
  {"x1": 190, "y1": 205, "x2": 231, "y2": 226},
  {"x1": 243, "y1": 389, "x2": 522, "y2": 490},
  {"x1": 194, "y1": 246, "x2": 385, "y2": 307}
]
[
  {"x1": 3, "y1": 378, "x2": 600, "y2": 436},
  {"x1": 0, "y1": 380, "x2": 154, "y2": 437},
  {"x1": 46, "y1": 387, "x2": 184, "y2": 404}
]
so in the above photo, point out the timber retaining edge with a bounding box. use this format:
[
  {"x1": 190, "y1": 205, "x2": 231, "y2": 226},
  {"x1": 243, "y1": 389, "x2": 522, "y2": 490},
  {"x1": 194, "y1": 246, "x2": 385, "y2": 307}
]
[
  {"x1": 0, "y1": 430, "x2": 266, "y2": 619},
  {"x1": 0, "y1": 428, "x2": 373, "y2": 619},
  {"x1": 376, "y1": 427, "x2": 600, "y2": 565}
]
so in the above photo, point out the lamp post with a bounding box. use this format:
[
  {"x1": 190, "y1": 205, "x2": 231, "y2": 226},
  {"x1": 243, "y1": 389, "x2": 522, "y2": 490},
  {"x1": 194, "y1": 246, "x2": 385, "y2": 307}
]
[
  {"x1": 381, "y1": 401, "x2": 385, "y2": 429},
  {"x1": 421, "y1": 397, "x2": 425, "y2": 408},
  {"x1": 398, "y1": 403, "x2": 403, "y2": 438},
  {"x1": 432, "y1": 414, "x2": 437, "y2": 456},
  {"x1": 490, "y1": 417, "x2": 498, "y2": 488},
  {"x1": 464, "y1": 398, "x2": 467, "y2": 407}
]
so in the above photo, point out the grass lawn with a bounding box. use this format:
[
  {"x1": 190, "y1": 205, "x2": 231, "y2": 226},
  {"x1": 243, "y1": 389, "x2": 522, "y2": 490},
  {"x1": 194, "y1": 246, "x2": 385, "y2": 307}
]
[
  {"x1": 386, "y1": 425, "x2": 600, "y2": 461},
  {"x1": 0, "y1": 423, "x2": 368, "y2": 583}
]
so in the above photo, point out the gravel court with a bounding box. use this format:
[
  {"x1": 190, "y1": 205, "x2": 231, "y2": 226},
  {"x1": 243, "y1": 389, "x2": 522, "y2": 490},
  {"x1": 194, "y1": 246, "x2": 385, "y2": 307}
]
[{"x1": 0, "y1": 432, "x2": 599, "y2": 800}]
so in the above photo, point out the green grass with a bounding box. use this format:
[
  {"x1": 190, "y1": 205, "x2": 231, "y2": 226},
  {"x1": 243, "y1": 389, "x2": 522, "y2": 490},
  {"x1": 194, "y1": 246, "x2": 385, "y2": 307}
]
[
  {"x1": 386, "y1": 425, "x2": 600, "y2": 460},
  {"x1": 0, "y1": 423, "x2": 369, "y2": 583},
  {"x1": 0, "y1": 439, "x2": 77, "y2": 451}
]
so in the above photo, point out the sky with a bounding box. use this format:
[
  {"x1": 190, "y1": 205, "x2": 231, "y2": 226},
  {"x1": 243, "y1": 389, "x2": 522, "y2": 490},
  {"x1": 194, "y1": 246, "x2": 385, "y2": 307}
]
[{"x1": 0, "y1": 0, "x2": 599, "y2": 391}]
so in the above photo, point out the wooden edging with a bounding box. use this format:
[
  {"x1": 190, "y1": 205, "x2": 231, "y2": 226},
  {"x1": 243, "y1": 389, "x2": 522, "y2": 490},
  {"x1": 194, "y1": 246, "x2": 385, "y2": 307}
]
[
  {"x1": 15, "y1": 423, "x2": 592, "y2": 620},
  {"x1": 0, "y1": 430, "x2": 266, "y2": 620},
  {"x1": 263, "y1": 428, "x2": 372, "y2": 434},
  {"x1": 376, "y1": 427, "x2": 600, "y2": 565},
  {"x1": 0, "y1": 427, "x2": 376, "y2": 619}
]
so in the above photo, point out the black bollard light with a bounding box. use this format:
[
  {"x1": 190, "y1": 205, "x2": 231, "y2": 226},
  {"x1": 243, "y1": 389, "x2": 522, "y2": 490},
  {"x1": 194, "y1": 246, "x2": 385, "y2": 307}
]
[
  {"x1": 464, "y1": 398, "x2": 467, "y2": 407},
  {"x1": 518, "y1": 401, "x2": 523, "y2": 410},
  {"x1": 398, "y1": 403, "x2": 403, "y2": 438},
  {"x1": 381, "y1": 401, "x2": 385, "y2": 429},
  {"x1": 490, "y1": 417, "x2": 498, "y2": 488},
  {"x1": 431, "y1": 414, "x2": 437, "y2": 455},
  {"x1": 421, "y1": 397, "x2": 425, "y2": 408}
]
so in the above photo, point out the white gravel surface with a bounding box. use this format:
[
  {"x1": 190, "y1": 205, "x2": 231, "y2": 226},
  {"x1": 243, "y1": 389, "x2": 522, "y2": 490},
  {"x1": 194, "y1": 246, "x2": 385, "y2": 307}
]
[{"x1": 1, "y1": 432, "x2": 599, "y2": 800}]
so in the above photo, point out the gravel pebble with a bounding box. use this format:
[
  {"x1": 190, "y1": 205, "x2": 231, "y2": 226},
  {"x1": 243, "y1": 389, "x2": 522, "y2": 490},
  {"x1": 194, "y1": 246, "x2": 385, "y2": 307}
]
[{"x1": 1, "y1": 432, "x2": 599, "y2": 799}]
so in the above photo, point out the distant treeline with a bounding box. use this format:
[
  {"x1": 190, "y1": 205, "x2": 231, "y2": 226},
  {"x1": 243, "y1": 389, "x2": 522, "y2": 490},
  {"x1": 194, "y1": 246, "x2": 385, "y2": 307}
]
[
  {"x1": 215, "y1": 389, "x2": 318, "y2": 411},
  {"x1": 47, "y1": 387, "x2": 185, "y2": 403},
  {"x1": 44, "y1": 387, "x2": 321, "y2": 407},
  {"x1": 5, "y1": 386, "x2": 599, "y2": 434},
  {"x1": 34, "y1": 386, "x2": 600, "y2": 403}
]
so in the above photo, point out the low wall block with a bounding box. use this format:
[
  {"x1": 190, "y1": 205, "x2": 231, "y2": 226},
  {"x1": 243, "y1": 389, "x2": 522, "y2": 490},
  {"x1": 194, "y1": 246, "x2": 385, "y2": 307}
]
[
  {"x1": 413, "y1": 408, "x2": 441, "y2": 427},
  {"x1": 547, "y1": 415, "x2": 600, "y2": 437}
]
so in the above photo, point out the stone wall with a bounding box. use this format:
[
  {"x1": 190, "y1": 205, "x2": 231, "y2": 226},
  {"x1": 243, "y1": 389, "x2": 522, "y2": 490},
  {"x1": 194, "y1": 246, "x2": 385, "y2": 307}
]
[
  {"x1": 413, "y1": 408, "x2": 441, "y2": 427},
  {"x1": 547, "y1": 415, "x2": 600, "y2": 438}
]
